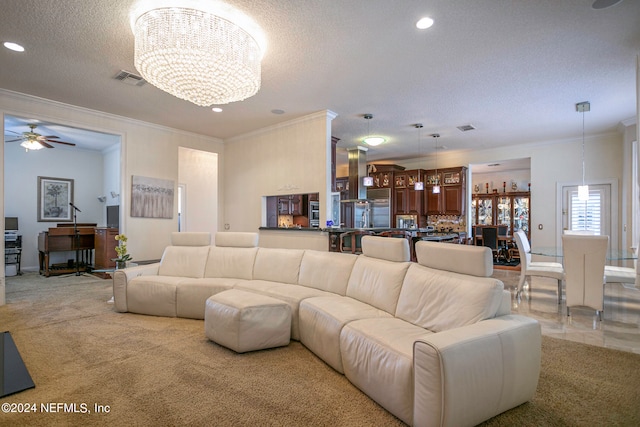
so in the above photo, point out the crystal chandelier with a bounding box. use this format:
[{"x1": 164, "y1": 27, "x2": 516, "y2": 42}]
[{"x1": 130, "y1": 0, "x2": 267, "y2": 106}]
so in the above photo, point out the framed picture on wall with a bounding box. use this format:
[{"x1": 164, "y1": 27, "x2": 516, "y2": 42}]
[
  {"x1": 37, "y1": 176, "x2": 74, "y2": 222},
  {"x1": 131, "y1": 175, "x2": 174, "y2": 219}
]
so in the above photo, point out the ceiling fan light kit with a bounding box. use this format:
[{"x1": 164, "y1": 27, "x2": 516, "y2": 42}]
[
  {"x1": 129, "y1": 0, "x2": 267, "y2": 107},
  {"x1": 6, "y1": 124, "x2": 76, "y2": 152}
]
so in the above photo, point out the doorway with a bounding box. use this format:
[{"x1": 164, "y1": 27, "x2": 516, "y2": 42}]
[
  {"x1": 3, "y1": 114, "x2": 121, "y2": 274},
  {"x1": 558, "y1": 181, "x2": 618, "y2": 251},
  {"x1": 177, "y1": 147, "x2": 218, "y2": 235}
]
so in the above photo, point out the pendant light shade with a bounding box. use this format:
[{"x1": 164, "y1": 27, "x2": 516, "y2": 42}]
[
  {"x1": 362, "y1": 114, "x2": 385, "y2": 146},
  {"x1": 432, "y1": 133, "x2": 440, "y2": 194},
  {"x1": 415, "y1": 123, "x2": 424, "y2": 190}
]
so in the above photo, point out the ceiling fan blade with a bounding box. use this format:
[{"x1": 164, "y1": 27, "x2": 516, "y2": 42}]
[
  {"x1": 46, "y1": 139, "x2": 76, "y2": 146},
  {"x1": 40, "y1": 141, "x2": 55, "y2": 148},
  {"x1": 5, "y1": 138, "x2": 22, "y2": 143},
  {"x1": 43, "y1": 135, "x2": 60, "y2": 139},
  {"x1": 6, "y1": 130, "x2": 22, "y2": 135}
]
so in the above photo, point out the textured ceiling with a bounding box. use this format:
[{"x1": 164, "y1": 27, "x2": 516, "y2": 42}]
[{"x1": 1, "y1": 0, "x2": 639, "y2": 164}]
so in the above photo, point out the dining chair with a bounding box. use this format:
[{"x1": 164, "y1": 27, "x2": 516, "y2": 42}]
[
  {"x1": 604, "y1": 246, "x2": 638, "y2": 290},
  {"x1": 481, "y1": 226, "x2": 499, "y2": 261},
  {"x1": 513, "y1": 230, "x2": 565, "y2": 303},
  {"x1": 339, "y1": 230, "x2": 375, "y2": 254},
  {"x1": 562, "y1": 234, "x2": 609, "y2": 320}
]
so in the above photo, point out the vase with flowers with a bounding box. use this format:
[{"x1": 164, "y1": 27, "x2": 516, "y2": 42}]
[{"x1": 114, "y1": 234, "x2": 131, "y2": 269}]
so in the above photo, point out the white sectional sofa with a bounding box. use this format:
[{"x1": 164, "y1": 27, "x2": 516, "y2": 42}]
[{"x1": 113, "y1": 232, "x2": 541, "y2": 427}]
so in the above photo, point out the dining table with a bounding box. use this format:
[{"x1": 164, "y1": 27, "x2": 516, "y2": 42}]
[{"x1": 531, "y1": 247, "x2": 637, "y2": 261}]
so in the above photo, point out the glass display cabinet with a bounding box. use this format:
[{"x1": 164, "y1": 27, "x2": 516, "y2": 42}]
[
  {"x1": 472, "y1": 192, "x2": 530, "y2": 239},
  {"x1": 472, "y1": 195, "x2": 494, "y2": 225}
]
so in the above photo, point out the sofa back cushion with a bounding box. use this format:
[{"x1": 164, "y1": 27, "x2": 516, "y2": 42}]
[
  {"x1": 204, "y1": 246, "x2": 258, "y2": 280},
  {"x1": 346, "y1": 255, "x2": 411, "y2": 314},
  {"x1": 253, "y1": 248, "x2": 305, "y2": 284},
  {"x1": 298, "y1": 250, "x2": 357, "y2": 295},
  {"x1": 361, "y1": 235, "x2": 410, "y2": 262},
  {"x1": 396, "y1": 263, "x2": 504, "y2": 332},
  {"x1": 158, "y1": 245, "x2": 210, "y2": 278},
  {"x1": 415, "y1": 240, "x2": 493, "y2": 277},
  {"x1": 214, "y1": 232, "x2": 259, "y2": 248},
  {"x1": 171, "y1": 232, "x2": 211, "y2": 246}
]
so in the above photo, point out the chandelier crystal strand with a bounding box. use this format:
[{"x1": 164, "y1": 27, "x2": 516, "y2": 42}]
[{"x1": 131, "y1": 2, "x2": 265, "y2": 106}]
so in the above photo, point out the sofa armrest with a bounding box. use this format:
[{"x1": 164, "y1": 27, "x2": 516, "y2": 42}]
[
  {"x1": 413, "y1": 315, "x2": 541, "y2": 427},
  {"x1": 112, "y1": 263, "x2": 160, "y2": 313}
]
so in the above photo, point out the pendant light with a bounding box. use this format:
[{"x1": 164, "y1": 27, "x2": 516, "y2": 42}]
[
  {"x1": 363, "y1": 114, "x2": 385, "y2": 146},
  {"x1": 414, "y1": 124, "x2": 424, "y2": 190},
  {"x1": 576, "y1": 101, "x2": 590, "y2": 201},
  {"x1": 432, "y1": 133, "x2": 441, "y2": 194}
]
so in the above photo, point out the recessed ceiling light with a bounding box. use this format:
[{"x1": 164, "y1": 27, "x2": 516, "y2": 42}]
[
  {"x1": 212, "y1": 107, "x2": 223, "y2": 112},
  {"x1": 416, "y1": 17, "x2": 434, "y2": 30},
  {"x1": 3, "y1": 42, "x2": 24, "y2": 52}
]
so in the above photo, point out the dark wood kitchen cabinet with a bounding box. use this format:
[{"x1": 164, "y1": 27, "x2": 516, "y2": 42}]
[
  {"x1": 425, "y1": 166, "x2": 467, "y2": 216},
  {"x1": 278, "y1": 195, "x2": 305, "y2": 215}
]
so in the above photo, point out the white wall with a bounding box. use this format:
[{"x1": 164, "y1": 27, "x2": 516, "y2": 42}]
[
  {"x1": 178, "y1": 147, "x2": 218, "y2": 236},
  {"x1": 102, "y1": 143, "x2": 121, "y2": 213},
  {"x1": 223, "y1": 110, "x2": 334, "y2": 235}
]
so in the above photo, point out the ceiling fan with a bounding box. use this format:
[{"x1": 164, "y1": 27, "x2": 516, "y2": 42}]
[{"x1": 5, "y1": 124, "x2": 76, "y2": 151}]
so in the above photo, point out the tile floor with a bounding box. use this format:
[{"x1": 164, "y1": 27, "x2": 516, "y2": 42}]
[{"x1": 493, "y1": 268, "x2": 640, "y2": 354}]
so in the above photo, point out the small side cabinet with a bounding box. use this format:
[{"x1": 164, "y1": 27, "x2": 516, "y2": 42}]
[{"x1": 94, "y1": 227, "x2": 119, "y2": 272}]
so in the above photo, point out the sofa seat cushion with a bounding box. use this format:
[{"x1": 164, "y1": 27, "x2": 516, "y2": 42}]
[
  {"x1": 176, "y1": 278, "x2": 249, "y2": 319},
  {"x1": 299, "y1": 296, "x2": 393, "y2": 373},
  {"x1": 235, "y1": 281, "x2": 333, "y2": 340},
  {"x1": 340, "y1": 317, "x2": 433, "y2": 426},
  {"x1": 127, "y1": 276, "x2": 186, "y2": 317},
  {"x1": 396, "y1": 263, "x2": 504, "y2": 332},
  {"x1": 158, "y1": 245, "x2": 210, "y2": 278}
]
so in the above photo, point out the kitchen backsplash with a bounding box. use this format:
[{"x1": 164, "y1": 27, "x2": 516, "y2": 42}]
[{"x1": 427, "y1": 214, "x2": 466, "y2": 232}]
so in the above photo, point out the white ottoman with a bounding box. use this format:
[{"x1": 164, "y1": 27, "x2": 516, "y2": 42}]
[{"x1": 205, "y1": 289, "x2": 291, "y2": 353}]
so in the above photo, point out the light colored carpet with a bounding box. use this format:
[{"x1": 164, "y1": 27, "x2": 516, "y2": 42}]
[{"x1": 1, "y1": 273, "x2": 639, "y2": 426}]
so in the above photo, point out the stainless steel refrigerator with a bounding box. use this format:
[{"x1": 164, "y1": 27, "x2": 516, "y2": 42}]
[{"x1": 366, "y1": 188, "x2": 391, "y2": 228}]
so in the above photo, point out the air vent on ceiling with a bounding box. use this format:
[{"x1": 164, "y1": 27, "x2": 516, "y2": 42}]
[
  {"x1": 114, "y1": 70, "x2": 146, "y2": 87},
  {"x1": 456, "y1": 124, "x2": 476, "y2": 132}
]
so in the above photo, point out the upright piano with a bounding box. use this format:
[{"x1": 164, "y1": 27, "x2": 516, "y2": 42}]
[{"x1": 38, "y1": 224, "x2": 96, "y2": 276}]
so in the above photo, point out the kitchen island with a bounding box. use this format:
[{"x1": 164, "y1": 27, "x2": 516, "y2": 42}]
[
  {"x1": 324, "y1": 228, "x2": 461, "y2": 253},
  {"x1": 258, "y1": 227, "x2": 464, "y2": 254}
]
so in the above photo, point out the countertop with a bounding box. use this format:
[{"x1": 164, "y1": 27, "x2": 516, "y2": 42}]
[
  {"x1": 259, "y1": 226, "x2": 463, "y2": 237},
  {"x1": 259, "y1": 227, "x2": 322, "y2": 232}
]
